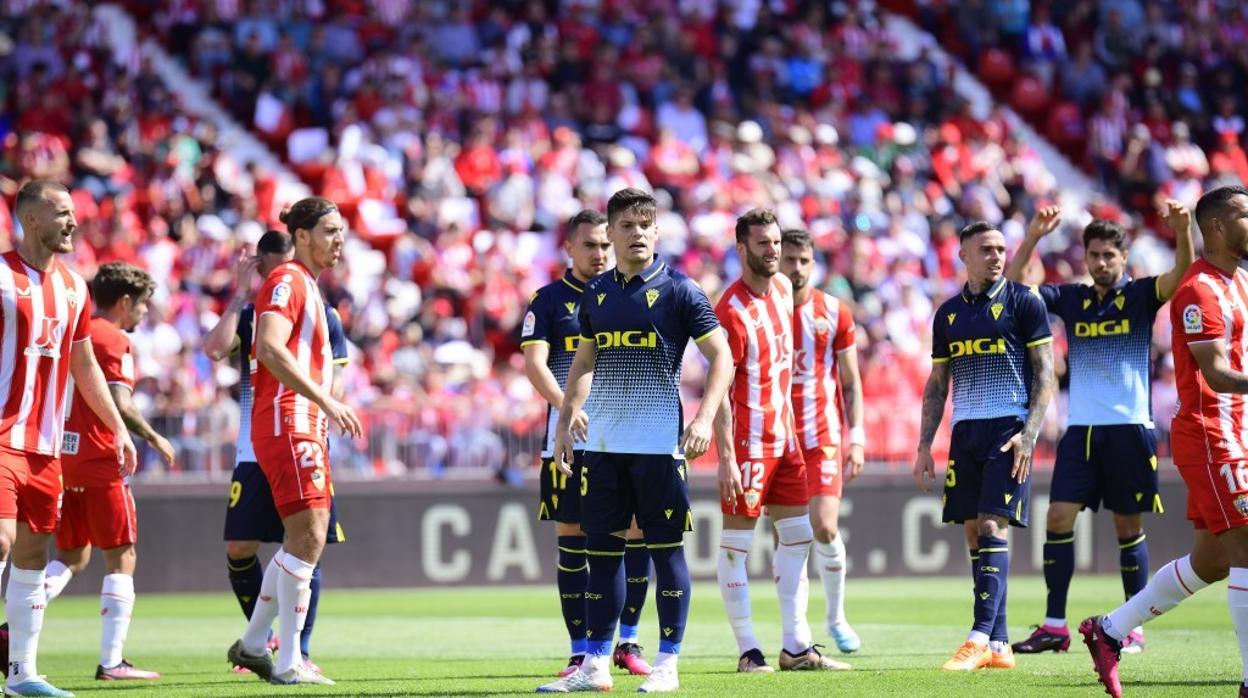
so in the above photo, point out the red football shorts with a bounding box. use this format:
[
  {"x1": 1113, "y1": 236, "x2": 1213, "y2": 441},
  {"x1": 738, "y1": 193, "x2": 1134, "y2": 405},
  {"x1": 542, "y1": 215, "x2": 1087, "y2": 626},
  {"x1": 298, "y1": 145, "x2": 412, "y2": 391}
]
[
  {"x1": 0, "y1": 446, "x2": 62, "y2": 533},
  {"x1": 1178, "y1": 461, "x2": 1248, "y2": 534},
  {"x1": 803, "y1": 444, "x2": 844, "y2": 498},
  {"x1": 56, "y1": 482, "x2": 136, "y2": 550},
  {"x1": 254, "y1": 434, "x2": 332, "y2": 519},
  {"x1": 722, "y1": 447, "x2": 808, "y2": 517}
]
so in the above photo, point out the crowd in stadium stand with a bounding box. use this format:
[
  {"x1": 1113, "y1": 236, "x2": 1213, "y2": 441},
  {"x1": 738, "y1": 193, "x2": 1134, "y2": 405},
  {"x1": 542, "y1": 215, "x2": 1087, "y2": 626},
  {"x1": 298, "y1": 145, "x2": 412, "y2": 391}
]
[{"x1": 2, "y1": 0, "x2": 1228, "y2": 478}]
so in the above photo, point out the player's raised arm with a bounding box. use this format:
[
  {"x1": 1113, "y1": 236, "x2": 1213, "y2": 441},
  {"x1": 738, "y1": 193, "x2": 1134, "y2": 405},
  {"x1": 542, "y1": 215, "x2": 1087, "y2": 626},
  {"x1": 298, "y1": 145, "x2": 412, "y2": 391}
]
[
  {"x1": 204, "y1": 249, "x2": 258, "y2": 362},
  {"x1": 838, "y1": 345, "x2": 866, "y2": 482},
  {"x1": 914, "y1": 361, "x2": 950, "y2": 492},
  {"x1": 1156, "y1": 199, "x2": 1195, "y2": 302},
  {"x1": 1004, "y1": 205, "x2": 1062, "y2": 284},
  {"x1": 255, "y1": 312, "x2": 361, "y2": 437},
  {"x1": 685, "y1": 327, "x2": 732, "y2": 462},
  {"x1": 70, "y1": 341, "x2": 138, "y2": 476}
]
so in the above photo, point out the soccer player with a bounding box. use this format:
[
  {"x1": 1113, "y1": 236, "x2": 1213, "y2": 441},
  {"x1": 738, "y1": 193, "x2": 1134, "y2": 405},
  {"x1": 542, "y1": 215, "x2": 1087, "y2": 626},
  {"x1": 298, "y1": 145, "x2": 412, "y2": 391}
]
[
  {"x1": 914, "y1": 221, "x2": 1056, "y2": 672},
  {"x1": 780, "y1": 228, "x2": 865, "y2": 653},
  {"x1": 42, "y1": 263, "x2": 171, "y2": 681},
  {"x1": 0, "y1": 180, "x2": 138, "y2": 698},
  {"x1": 1004, "y1": 201, "x2": 1194, "y2": 655},
  {"x1": 1081, "y1": 185, "x2": 1248, "y2": 698},
  {"x1": 521, "y1": 210, "x2": 654, "y2": 678},
  {"x1": 712, "y1": 210, "x2": 848, "y2": 674},
  {"x1": 536, "y1": 188, "x2": 733, "y2": 693},
  {"x1": 227, "y1": 197, "x2": 362, "y2": 686},
  {"x1": 205, "y1": 230, "x2": 349, "y2": 674}
]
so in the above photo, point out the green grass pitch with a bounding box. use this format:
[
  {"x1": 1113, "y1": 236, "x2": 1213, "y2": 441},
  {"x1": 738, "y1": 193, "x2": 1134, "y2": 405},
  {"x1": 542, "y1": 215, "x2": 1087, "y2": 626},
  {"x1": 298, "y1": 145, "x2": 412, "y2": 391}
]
[{"x1": 35, "y1": 575, "x2": 1237, "y2": 696}]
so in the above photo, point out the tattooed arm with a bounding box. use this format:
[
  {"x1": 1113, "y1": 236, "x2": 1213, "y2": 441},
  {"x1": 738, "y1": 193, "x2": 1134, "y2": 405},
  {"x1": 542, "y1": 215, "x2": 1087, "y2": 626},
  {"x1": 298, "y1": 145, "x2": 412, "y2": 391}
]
[
  {"x1": 1001, "y1": 341, "x2": 1056, "y2": 484},
  {"x1": 913, "y1": 361, "x2": 951, "y2": 492}
]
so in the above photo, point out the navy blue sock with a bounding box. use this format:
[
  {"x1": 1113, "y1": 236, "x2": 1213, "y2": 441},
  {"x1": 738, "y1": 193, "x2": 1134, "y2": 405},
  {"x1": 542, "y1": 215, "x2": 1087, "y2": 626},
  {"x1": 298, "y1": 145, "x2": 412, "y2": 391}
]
[
  {"x1": 973, "y1": 536, "x2": 1009, "y2": 636},
  {"x1": 584, "y1": 534, "x2": 627, "y2": 656},
  {"x1": 557, "y1": 535, "x2": 589, "y2": 655},
  {"x1": 618, "y1": 540, "x2": 650, "y2": 642},
  {"x1": 227, "y1": 554, "x2": 263, "y2": 619},
  {"x1": 991, "y1": 584, "x2": 1009, "y2": 643},
  {"x1": 1119, "y1": 533, "x2": 1149, "y2": 601},
  {"x1": 1043, "y1": 530, "x2": 1075, "y2": 622},
  {"x1": 299, "y1": 563, "x2": 322, "y2": 659},
  {"x1": 647, "y1": 542, "x2": 691, "y2": 655}
]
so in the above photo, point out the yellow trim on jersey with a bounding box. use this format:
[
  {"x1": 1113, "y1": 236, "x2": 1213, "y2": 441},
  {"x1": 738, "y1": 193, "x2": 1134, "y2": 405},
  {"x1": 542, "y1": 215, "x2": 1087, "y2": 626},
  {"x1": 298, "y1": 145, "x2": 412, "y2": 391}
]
[
  {"x1": 335, "y1": 522, "x2": 346, "y2": 542},
  {"x1": 562, "y1": 276, "x2": 585, "y2": 294},
  {"x1": 931, "y1": 356, "x2": 950, "y2": 364},
  {"x1": 520, "y1": 339, "x2": 549, "y2": 348},
  {"x1": 624, "y1": 542, "x2": 646, "y2": 548},
  {"x1": 1154, "y1": 276, "x2": 1163, "y2": 301},
  {"x1": 986, "y1": 277, "x2": 1008, "y2": 300},
  {"x1": 693, "y1": 327, "x2": 719, "y2": 344},
  {"x1": 332, "y1": 357, "x2": 349, "y2": 366},
  {"x1": 1025, "y1": 336, "x2": 1054, "y2": 347}
]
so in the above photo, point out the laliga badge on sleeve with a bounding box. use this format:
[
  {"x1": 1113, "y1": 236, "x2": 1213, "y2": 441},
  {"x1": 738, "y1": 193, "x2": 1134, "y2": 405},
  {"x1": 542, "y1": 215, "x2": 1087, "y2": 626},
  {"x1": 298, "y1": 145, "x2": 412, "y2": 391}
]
[
  {"x1": 522, "y1": 311, "x2": 536, "y2": 337},
  {"x1": 1183, "y1": 304, "x2": 1203, "y2": 334}
]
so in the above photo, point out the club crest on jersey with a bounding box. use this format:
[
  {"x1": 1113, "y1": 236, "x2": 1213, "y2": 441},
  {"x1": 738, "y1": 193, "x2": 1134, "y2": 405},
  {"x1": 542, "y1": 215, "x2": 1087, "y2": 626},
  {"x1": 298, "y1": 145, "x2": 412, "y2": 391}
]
[
  {"x1": 1114, "y1": 295, "x2": 1125, "y2": 311},
  {"x1": 64, "y1": 289, "x2": 79, "y2": 310},
  {"x1": 990, "y1": 303, "x2": 1004, "y2": 321},
  {"x1": 814, "y1": 318, "x2": 833, "y2": 334},
  {"x1": 1083, "y1": 298, "x2": 1091, "y2": 310},
  {"x1": 1236, "y1": 494, "x2": 1248, "y2": 517},
  {"x1": 1183, "y1": 304, "x2": 1203, "y2": 334},
  {"x1": 26, "y1": 317, "x2": 63, "y2": 357},
  {"x1": 271, "y1": 283, "x2": 292, "y2": 308},
  {"x1": 309, "y1": 468, "x2": 326, "y2": 492},
  {"x1": 646, "y1": 288, "x2": 660, "y2": 308},
  {"x1": 744, "y1": 490, "x2": 761, "y2": 510},
  {"x1": 947, "y1": 313, "x2": 956, "y2": 325},
  {"x1": 597, "y1": 293, "x2": 606, "y2": 305},
  {"x1": 521, "y1": 311, "x2": 536, "y2": 337}
]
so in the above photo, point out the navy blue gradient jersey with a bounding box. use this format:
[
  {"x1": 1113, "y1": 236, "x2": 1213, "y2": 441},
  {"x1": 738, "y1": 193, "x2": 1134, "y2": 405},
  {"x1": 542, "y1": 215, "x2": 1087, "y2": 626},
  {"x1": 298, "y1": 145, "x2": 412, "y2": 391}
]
[
  {"x1": 1037, "y1": 276, "x2": 1162, "y2": 427},
  {"x1": 519, "y1": 270, "x2": 588, "y2": 456},
  {"x1": 235, "y1": 302, "x2": 349, "y2": 465},
  {"x1": 578, "y1": 259, "x2": 720, "y2": 455},
  {"x1": 932, "y1": 277, "x2": 1053, "y2": 425}
]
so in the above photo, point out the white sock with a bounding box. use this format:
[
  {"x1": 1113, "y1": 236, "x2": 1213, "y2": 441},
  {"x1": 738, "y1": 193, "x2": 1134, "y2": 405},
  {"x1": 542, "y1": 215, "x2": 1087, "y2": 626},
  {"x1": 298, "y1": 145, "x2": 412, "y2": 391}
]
[
  {"x1": 1230, "y1": 567, "x2": 1248, "y2": 684},
  {"x1": 241, "y1": 554, "x2": 281, "y2": 654},
  {"x1": 653, "y1": 651, "x2": 677, "y2": 671},
  {"x1": 967, "y1": 630, "x2": 989, "y2": 645},
  {"x1": 6, "y1": 566, "x2": 45, "y2": 684},
  {"x1": 773, "y1": 516, "x2": 814, "y2": 654},
  {"x1": 100, "y1": 574, "x2": 134, "y2": 668},
  {"x1": 43, "y1": 561, "x2": 72, "y2": 602},
  {"x1": 1043, "y1": 617, "x2": 1067, "y2": 629},
  {"x1": 989, "y1": 640, "x2": 1008, "y2": 653},
  {"x1": 1104, "y1": 554, "x2": 1209, "y2": 641},
  {"x1": 585, "y1": 653, "x2": 612, "y2": 674},
  {"x1": 275, "y1": 550, "x2": 316, "y2": 674},
  {"x1": 717, "y1": 528, "x2": 758, "y2": 655},
  {"x1": 815, "y1": 535, "x2": 848, "y2": 627}
]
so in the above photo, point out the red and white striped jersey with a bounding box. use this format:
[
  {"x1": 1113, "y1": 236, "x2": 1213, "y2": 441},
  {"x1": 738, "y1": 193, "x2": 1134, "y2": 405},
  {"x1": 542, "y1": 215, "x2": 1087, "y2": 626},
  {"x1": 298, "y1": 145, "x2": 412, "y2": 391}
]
[
  {"x1": 1170, "y1": 258, "x2": 1248, "y2": 465},
  {"x1": 715, "y1": 276, "x2": 795, "y2": 459},
  {"x1": 0, "y1": 251, "x2": 92, "y2": 456},
  {"x1": 251, "y1": 260, "x2": 334, "y2": 443},
  {"x1": 792, "y1": 290, "x2": 856, "y2": 451}
]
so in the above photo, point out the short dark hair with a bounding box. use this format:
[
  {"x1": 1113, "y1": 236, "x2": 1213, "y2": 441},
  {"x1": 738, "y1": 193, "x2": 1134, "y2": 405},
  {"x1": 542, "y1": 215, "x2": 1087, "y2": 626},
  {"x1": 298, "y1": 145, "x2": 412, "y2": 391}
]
[
  {"x1": 1082, "y1": 219, "x2": 1129, "y2": 251},
  {"x1": 279, "y1": 196, "x2": 338, "y2": 234},
  {"x1": 257, "y1": 230, "x2": 293, "y2": 255},
  {"x1": 606, "y1": 188, "x2": 656, "y2": 225},
  {"x1": 15, "y1": 179, "x2": 68, "y2": 217},
  {"x1": 735, "y1": 208, "x2": 778, "y2": 244},
  {"x1": 566, "y1": 209, "x2": 607, "y2": 241},
  {"x1": 92, "y1": 262, "x2": 156, "y2": 309},
  {"x1": 1196, "y1": 185, "x2": 1248, "y2": 236},
  {"x1": 781, "y1": 228, "x2": 813, "y2": 250},
  {"x1": 958, "y1": 221, "x2": 997, "y2": 242}
]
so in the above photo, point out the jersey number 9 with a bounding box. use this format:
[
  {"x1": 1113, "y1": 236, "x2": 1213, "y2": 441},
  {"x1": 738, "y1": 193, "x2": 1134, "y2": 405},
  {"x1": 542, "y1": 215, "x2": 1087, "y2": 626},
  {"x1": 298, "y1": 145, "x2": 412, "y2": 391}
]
[{"x1": 229, "y1": 481, "x2": 242, "y2": 508}]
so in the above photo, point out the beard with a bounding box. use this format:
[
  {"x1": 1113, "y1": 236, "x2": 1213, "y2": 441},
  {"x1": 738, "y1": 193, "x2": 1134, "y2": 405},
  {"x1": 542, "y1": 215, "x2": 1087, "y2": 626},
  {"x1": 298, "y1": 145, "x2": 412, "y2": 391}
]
[
  {"x1": 788, "y1": 273, "x2": 808, "y2": 291},
  {"x1": 745, "y1": 250, "x2": 776, "y2": 278}
]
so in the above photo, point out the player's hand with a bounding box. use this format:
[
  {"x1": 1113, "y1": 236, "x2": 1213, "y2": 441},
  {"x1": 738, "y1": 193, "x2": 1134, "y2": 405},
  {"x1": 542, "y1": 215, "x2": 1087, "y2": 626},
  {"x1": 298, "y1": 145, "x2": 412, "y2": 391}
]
[
  {"x1": 913, "y1": 447, "x2": 935, "y2": 492},
  {"x1": 233, "y1": 249, "x2": 259, "y2": 294},
  {"x1": 569, "y1": 410, "x2": 589, "y2": 443},
  {"x1": 151, "y1": 434, "x2": 176, "y2": 467},
  {"x1": 1002, "y1": 430, "x2": 1035, "y2": 484},
  {"x1": 552, "y1": 430, "x2": 574, "y2": 477},
  {"x1": 324, "y1": 398, "x2": 363, "y2": 438},
  {"x1": 115, "y1": 430, "x2": 138, "y2": 478},
  {"x1": 1161, "y1": 198, "x2": 1191, "y2": 235},
  {"x1": 1026, "y1": 205, "x2": 1062, "y2": 240},
  {"x1": 845, "y1": 443, "x2": 865, "y2": 483},
  {"x1": 718, "y1": 458, "x2": 745, "y2": 508},
  {"x1": 680, "y1": 416, "x2": 713, "y2": 461}
]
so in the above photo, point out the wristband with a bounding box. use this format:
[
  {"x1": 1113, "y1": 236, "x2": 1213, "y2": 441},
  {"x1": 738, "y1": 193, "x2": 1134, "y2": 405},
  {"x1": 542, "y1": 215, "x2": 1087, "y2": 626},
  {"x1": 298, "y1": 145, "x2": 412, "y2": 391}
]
[{"x1": 849, "y1": 426, "x2": 866, "y2": 447}]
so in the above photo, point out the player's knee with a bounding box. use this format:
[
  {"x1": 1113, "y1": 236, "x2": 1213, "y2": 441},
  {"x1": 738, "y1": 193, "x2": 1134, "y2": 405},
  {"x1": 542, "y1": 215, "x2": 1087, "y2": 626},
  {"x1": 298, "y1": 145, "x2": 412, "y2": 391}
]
[
  {"x1": 225, "y1": 540, "x2": 260, "y2": 560},
  {"x1": 1045, "y1": 507, "x2": 1078, "y2": 533},
  {"x1": 1112, "y1": 514, "x2": 1143, "y2": 539},
  {"x1": 977, "y1": 516, "x2": 1008, "y2": 539},
  {"x1": 812, "y1": 520, "x2": 838, "y2": 544}
]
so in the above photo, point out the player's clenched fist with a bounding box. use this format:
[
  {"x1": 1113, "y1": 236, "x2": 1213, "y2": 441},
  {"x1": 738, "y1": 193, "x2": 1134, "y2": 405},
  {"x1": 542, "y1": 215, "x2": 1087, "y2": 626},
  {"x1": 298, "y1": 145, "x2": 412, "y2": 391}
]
[
  {"x1": 681, "y1": 416, "x2": 713, "y2": 461},
  {"x1": 1161, "y1": 198, "x2": 1191, "y2": 235},
  {"x1": 1026, "y1": 205, "x2": 1062, "y2": 240},
  {"x1": 913, "y1": 447, "x2": 936, "y2": 493},
  {"x1": 324, "y1": 398, "x2": 362, "y2": 438}
]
